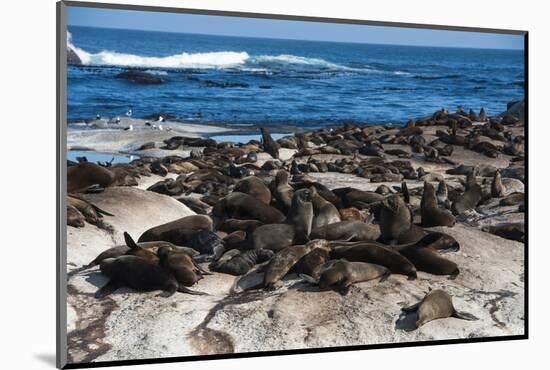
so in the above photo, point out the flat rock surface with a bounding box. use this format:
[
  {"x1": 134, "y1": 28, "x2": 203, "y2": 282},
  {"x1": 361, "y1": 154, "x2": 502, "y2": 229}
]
[{"x1": 66, "y1": 193, "x2": 524, "y2": 364}]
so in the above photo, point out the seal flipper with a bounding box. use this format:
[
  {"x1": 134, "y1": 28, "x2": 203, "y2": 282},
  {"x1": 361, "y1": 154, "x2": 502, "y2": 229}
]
[
  {"x1": 379, "y1": 269, "x2": 391, "y2": 283},
  {"x1": 177, "y1": 285, "x2": 209, "y2": 296},
  {"x1": 453, "y1": 310, "x2": 479, "y2": 321},
  {"x1": 123, "y1": 232, "x2": 140, "y2": 250},
  {"x1": 95, "y1": 279, "x2": 119, "y2": 299},
  {"x1": 401, "y1": 302, "x2": 420, "y2": 313},
  {"x1": 299, "y1": 273, "x2": 318, "y2": 285},
  {"x1": 448, "y1": 268, "x2": 460, "y2": 280}
]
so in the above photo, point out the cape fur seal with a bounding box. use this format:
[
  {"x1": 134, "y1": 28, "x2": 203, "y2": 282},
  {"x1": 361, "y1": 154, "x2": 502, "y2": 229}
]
[
  {"x1": 138, "y1": 215, "x2": 213, "y2": 245},
  {"x1": 273, "y1": 170, "x2": 294, "y2": 212},
  {"x1": 491, "y1": 170, "x2": 504, "y2": 197},
  {"x1": 123, "y1": 232, "x2": 159, "y2": 263},
  {"x1": 252, "y1": 223, "x2": 295, "y2": 251},
  {"x1": 287, "y1": 188, "x2": 314, "y2": 243},
  {"x1": 311, "y1": 187, "x2": 341, "y2": 228},
  {"x1": 330, "y1": 241, "x2": 417, "y2": 280},
  {"x1": 379, "y1": 195, "x2": 426, "y2": 244},
  {"x1": 67, "y1": 162, "x2": 115, "y2": 193},
  {"x1": 157, "y1": 246, "x2": 208, "y2": 290},
  {"x1": 420, "y1": 181, "x2": 456, "y2": 227},
  {"x1": 400, "y1": 289, "x2": 478, "y2": 330},
  {"x1": 234, "y1": 176, "x2": 272, "y2": 205},
  {"x1": 95, "y1": 255, "x2": 203, "y2": 298},
  {"x1": 210, "y1": 249, "x2": 274, "y2": 275},
  {"x1": 393, "y1": 242, "x2": 459, "y2": 279},
  {"x1": 310, "y1": 220, "x2": 380, "y2": 241},
  {"x1": 263, "y1": 239, "x2": 329, "y2": 289},
  {"x1": 293, "y1": 248, "x2": 331, "y2": 279},
  {"x1": 452, "y1": 173, "x2": 482, "y2": 215},
  {"x1": 482, "y1": 223, "x2": 524, "y2": 242},
  {"x1": 213, "y1": 192, "x2": 285, "y2": 224},
  {"x1": 318, "y1": 259, "x2": 390, "y2": 295},
  {"x1": 260, "y1": 127, "x2": 280, "y2": 159}
]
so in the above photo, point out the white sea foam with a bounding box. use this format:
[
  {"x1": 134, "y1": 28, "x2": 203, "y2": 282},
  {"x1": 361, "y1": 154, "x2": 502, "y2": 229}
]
[{"x1": 67, "y1": 32, "x2": 411, "y2": 75}]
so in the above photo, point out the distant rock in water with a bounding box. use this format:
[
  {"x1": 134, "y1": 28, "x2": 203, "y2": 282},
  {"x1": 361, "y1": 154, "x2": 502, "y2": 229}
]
[
  {"x1": 115, "y1": 70, "x2": 163, "y2": 85},
  {"x1": 499, "y1": 99, "x2": 525, "y2": 124},
  {"x1": 67, "y1": 47, "x2": 82, "y2": 65}
]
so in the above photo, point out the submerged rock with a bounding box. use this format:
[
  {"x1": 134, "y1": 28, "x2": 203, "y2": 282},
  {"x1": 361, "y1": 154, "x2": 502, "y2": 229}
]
[{"x1": 115, "y1": 70, "x2": 163, "y2": 84}]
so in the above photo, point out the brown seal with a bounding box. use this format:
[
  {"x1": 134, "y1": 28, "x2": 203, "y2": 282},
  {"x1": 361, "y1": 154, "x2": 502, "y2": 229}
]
[
  {"x1": 263, "y1": 239, "x2": 329, "y2": 289},
  {"x1": 393, "y1": 242, "x2": 459, "y2": 279},
  {"x1": 67, "y1": 162, "x2": 115, "y2": 193},
  {"x1": 95, "y1": 255, "x2": 204, "y2": 298},
  {"x1": 67, "y1": 205, "x2": 85, "y2": 227},
  {"x1": 379, "y1": 195, "x2": 426, "y2": 244},
  {"x1": 123, "y1": 232, "x2": 159, "y2": 263},
  {"x1": 85, "y1": 242, "x2": 199, "y2": 269},
  {"x1": 399, "y1": 289, "x2": 478, "y2": 330},
  {"x1": 157, "y1": 246, "x2": 208, "y2": 290},
  {"x1": 138, "y1": 215, "x2": 213, "y2": 245},
  {"x1": 311, "y1": 220, "x2": 380, "y2": 241},
  {"x1": 260, "y1": 127, "x2": 280, "y2": 159},
  {"x1": 330, "y1": 241, "x2": 417, "y2": 280},
  {"x1": 287, "y1": 188, "x2": 314, "y2": 243},
  {"x1": 482, "y1": 222, "x2": 524, "y2": 242},
  {"x1": 252, "y1": 223, "x2": 295, "y2": 251},
  {"x1": 451, "y1": 172, "x2": 482, "y2": 215},
  {"x1": 311, "y1": 187, "x2": 341, "y2": 228},
  {"x1": 491, "y1": 170, "x2": 504, "y2": 197},
  {"x1": 234, "y1": 176, "x2": 272, "y2": 205},
  {"x1": 318, "y1": 259, "x2": 390, "y2": 295},
  {"x1": 213, "y1": 192, "x2": 285, "y2": 225},
  {"x1": 293, "y1": 248, "x2": 331, "y2": 279},
  {"x1": 210, "y1": 249, "x2": 274, "y2": 275},
  {"x1": 273, "y1": 170, "x2": 294, "y2": 212},
  {"x1": 420, "y1": 181, "x2": 455, "y2": 227}
]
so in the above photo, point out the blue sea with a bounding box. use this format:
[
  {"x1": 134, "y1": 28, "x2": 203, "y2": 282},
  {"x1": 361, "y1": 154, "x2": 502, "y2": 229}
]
[{"x1": 67, "y1": 26, "x2": 524, "y2": 129}]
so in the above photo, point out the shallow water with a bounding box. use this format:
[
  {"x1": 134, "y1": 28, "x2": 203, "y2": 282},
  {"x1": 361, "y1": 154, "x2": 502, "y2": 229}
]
[{"x1": 67, "y1": 150, "x2": 138, "y2": 164}]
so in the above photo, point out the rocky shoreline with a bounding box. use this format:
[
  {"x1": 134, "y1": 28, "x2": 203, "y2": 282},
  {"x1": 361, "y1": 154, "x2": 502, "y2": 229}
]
[{"x1": 65, "y1": 100, "x2": 525, "y2": 364}]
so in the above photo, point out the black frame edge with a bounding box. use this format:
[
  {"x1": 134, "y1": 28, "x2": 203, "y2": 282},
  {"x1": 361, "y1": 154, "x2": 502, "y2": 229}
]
[{"x1": 58, "y1": 1, "x2": 529, "y2": 368}]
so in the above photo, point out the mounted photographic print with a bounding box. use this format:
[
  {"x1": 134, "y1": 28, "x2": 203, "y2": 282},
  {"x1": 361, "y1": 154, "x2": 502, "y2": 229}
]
[{"x1": 57, "y1": 1, "x2": 527, "y2": 368}]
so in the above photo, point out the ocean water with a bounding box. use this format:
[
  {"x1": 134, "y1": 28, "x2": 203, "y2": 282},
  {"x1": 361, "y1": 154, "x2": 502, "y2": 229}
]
[{"x1": 67, "y1": 26, "x2": 524, "y2": 129}]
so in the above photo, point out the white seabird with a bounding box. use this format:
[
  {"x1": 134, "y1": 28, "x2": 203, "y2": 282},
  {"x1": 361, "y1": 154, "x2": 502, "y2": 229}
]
[
  {"x1": 126, "y1": 109, "x2": 133, "y2": 117},
  {"x1": 124, "y1": 124, "x2": 134, "y2": 131}
]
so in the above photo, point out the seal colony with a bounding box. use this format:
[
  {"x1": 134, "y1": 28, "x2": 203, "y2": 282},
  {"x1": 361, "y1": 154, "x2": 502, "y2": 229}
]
[{"x1": 66, "y1": 99, "x2": 525, "y2": 360}]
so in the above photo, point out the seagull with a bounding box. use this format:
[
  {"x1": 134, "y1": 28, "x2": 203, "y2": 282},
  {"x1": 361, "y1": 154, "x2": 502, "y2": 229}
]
[
  {"x1": 96, "y1": 114, "x2": 101, "y2": 120},
  {"x1": 158, "y1": 125, "x2": 163, "y2": 131},
  {"x1": 115, "y1": 117, "x2": 121, "y2": 124},
  {"x1": 157, "y1": 115, "x2": 164, "y2": 122},
  {"x1": 126, "y1": 109, "x2": 133, "y2": 117},
  {"x1": 124, "y1": 124, "x2": 134, "y2": 131},
  {"x1": 145, "y1": 121, "x2": 151, "y2": 127}
]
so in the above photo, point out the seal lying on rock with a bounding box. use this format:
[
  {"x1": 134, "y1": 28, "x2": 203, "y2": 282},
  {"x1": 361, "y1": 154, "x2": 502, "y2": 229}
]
[
  {"x1": 330, "y1": 241, "x2": 417, "y2": 280},
  {"x1": 67, "y1": 162, "x2": 115, "y2": 193},
  {"x1": 318, "y1": 259, "x2": 390, "y2": 295},
  {"x1": 210, "y1": 249, "x2": 274, "y2": 275},
  {"x1": 399, "y1": 289, "x2": 478, "y2": 330},
  {"x1": 138, "y1": 215, "x2": 213, "y2": 245},
  {"x1": 95, "y1": 255, "x2": 205, "y2": 298},
  {"x1": 263, "y1": 239, "x2": 329, "y2": 289},
  {"x1": 393, "y1": 241, "x2": 459, "y2": 279},
  {"x1": 213, "y1": 192, "x2": 285, "y2": 225},
  {"x1": 157, "y1": 246, "x2": 208, "y2": 289},
  {"x1": 310, "y1": 220, "x2": 380, "y2": 241},
  {"x1": 482, "y1": 223, "x2": 524, "y2": 242}
]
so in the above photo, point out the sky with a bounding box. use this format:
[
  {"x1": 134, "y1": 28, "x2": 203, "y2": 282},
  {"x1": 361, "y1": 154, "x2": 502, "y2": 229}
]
[{"x1": 67, "y1": 6, "x2": 524, "y2": 50}]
